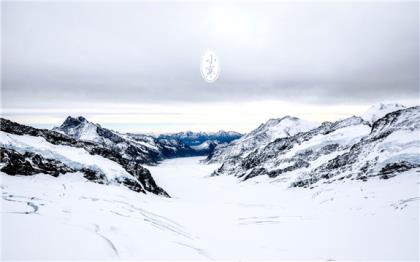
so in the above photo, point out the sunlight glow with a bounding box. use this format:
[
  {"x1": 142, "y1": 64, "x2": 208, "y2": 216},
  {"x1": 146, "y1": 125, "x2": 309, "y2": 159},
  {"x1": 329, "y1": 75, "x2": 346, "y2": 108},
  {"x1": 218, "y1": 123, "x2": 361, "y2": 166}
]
[{"x1": 2, "y1": 100, "x2": 385, "y2": 134}]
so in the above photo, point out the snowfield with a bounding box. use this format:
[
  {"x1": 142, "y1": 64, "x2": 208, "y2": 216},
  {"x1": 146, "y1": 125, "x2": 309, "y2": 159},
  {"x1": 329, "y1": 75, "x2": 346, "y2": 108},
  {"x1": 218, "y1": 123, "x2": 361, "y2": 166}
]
[{"x1": 1, "y1": 157, "x2": 419, "y2": 260}]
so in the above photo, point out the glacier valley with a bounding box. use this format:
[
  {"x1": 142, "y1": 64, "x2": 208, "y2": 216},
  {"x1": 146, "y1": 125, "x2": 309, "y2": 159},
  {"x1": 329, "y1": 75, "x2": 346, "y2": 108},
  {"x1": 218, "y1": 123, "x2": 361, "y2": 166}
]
[{"x1": 1, "y1": 156, "x2": 418, "y2": 260}]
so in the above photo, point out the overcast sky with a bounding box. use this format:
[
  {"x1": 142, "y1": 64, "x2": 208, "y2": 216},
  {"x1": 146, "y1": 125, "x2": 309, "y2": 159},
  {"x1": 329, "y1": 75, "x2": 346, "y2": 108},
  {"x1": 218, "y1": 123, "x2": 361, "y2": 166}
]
[{"x1": 1, "y1": 1, "x2": 419, "y2": 133}]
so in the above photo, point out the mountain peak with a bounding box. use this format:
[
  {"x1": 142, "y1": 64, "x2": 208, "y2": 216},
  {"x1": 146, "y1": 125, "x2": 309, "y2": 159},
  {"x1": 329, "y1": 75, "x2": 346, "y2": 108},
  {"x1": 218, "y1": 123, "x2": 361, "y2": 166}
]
[
  {"x1": 62, "y1": 116, "x2": 88, "y2": 127},
  {"x1": 54, "y1": 116, "x2": 99, "y2": 142},
  {"x1": 265, "y1": 116, "x2": 297, "y2": 125},
  {"x1": 257, "y1": 115, "x2": 317, "y2": 133},
  {"x1": 77, "y1": 116, "x2": 87, "y2": 122},
  {"x1": 60, "y1": 116, "x2": 84, "y2": 129},
  {"x1": 361, "y1": 103, "x2": 406, "y2": 124},
  {"x1": 371, "y1": 102, "x2": 405, "y2": 111}
]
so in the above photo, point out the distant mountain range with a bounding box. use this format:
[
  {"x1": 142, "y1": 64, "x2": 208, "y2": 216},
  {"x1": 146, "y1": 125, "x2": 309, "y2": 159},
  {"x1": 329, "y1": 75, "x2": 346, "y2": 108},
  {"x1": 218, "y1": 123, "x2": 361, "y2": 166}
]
[
  {"x1": 157, "y1": 130, "x2": 242, "y2": 146},
  {"x1": 1, "y1": 103, "x2": 418, "y2": 195},
  {"x1": 53, "y1": 116, "x2": 242, "y2": 163}
]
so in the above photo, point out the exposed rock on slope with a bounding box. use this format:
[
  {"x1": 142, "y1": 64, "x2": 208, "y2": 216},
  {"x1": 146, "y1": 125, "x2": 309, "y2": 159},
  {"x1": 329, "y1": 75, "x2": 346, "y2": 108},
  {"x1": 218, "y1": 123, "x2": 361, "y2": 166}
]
[
  {"x1": 211, "y1": 106, "x2": 420, "y2": 188},
  {"x1": 214, "y1": 116, "x2": 371, "y2": 181},
  {"x1": 207, "y1": 116, "x2": 318, "y2": 164},
  {"x1": 0, "y1": 147, "x2": 148, "y2": 193},
  {"x1": 1, "y1": 147, "x2": 75, "y2": 177},
  {"x1": 292, "y1": 106, "x2": 420, "y2": 187}
]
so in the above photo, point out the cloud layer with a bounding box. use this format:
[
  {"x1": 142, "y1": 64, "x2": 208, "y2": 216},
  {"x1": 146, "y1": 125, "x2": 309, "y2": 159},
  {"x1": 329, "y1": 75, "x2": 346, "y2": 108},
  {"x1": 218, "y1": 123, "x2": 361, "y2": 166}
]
[{"x1": 1, "y1": 1, "x2": 419, "y2": 132}]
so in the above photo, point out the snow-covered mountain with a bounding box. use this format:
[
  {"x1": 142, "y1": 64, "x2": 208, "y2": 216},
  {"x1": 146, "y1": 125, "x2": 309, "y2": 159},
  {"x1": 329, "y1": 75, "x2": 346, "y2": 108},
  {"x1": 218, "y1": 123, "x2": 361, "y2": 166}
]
[
  {"x1": 0, "y1": 116, "x2": 241, "y2": 197},
  {"x1": 207, "y1": 116, "x2": 318, "y2": 164},
  {"x1": 293, "y1": 106, "x2": 420, "y2": 187},
  {"x1": 190, "y1": 140, "x2": 217, "y2": 151},
  {"x1": 213, "y1": 116, "x2": 370, "y2": 180},
  {"x1": 53, "y1": 116, "x2": 165, "y2": 164},
  {"x1": 211, "y1": 106, "x2": 420, "y2": 188},
  {"x1": 361, "y1": 103, "x2": 406, "y2": 124},
  {"x1": 0, "y1": 118, "x2": 169, "y2": 196}
]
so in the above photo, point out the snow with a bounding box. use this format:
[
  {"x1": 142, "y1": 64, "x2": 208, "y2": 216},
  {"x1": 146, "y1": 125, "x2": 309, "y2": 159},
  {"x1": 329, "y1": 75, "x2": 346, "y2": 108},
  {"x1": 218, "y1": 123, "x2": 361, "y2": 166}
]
[
  {"x1": 243, "y1": 116, "x2": 318, "y2": 146},
  {"x1": 362, "y1": 129, "x2": 420, "y2": 171},
  {"x1": 57, "y1": 119, "x2": 99, "y2": 142},
  {"x1": 361, "y1": 103, "x2": 406, "y2": 124},
  {"x1": 2, "y1": 157, "x2": 419, "y2": 260},
  {"x1": 121, "y1": 134, "x2": 160, "y2": 151},
  {"x1": 77, "y1": 121, "x2": 99, "y2": 142},
  {"x1": 0, "y1": 131, "x2": 132, "y2": 181},
  {"x1": 191, "y1": 141, "x2": 212, "y2": 150},
  {"x1": 285, "y1": 123, "x2": 369, "y2": 159},
  {"x1": 262, "y1": 117, "x2": 318, "y2": 139},
  {"x1": 210, "y1": 116, "x2": 318, "y2": 162}
]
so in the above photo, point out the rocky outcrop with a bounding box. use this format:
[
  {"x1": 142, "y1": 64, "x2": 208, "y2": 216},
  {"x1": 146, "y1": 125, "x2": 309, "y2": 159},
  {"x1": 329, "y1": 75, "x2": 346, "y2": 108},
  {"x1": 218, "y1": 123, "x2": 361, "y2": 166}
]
[
  {"x1": 1, "y1": 147, "x2": 75, "y2": 177},
  {"x1": 0, "y1": 147, "x2": 150, "y2": 193}
]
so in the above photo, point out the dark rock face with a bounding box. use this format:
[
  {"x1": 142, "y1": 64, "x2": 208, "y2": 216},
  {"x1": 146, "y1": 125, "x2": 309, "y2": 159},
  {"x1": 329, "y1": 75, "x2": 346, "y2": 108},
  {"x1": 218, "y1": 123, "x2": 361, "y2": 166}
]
[
  {"x1": 1, "y1": 148, "x2": 52, "y2": 176},
  {"x1": 379, "y1": 161, "x2": 418, "y2": 179},
  {"x1": 0, "y1": 118, "x2": 168, "y2": 196},
  {"x1": 59, "y1": 116, "x2": 87, "y2": 130},
  {"x1": 123, "y1": 161, "x2": 168, "y2": 196},
  {"x1": 0, "y1": 147, "x2": 109, "y2": 181},
  {"x1": 0, "y1": 147, "x2": 150, "y2": 193}
]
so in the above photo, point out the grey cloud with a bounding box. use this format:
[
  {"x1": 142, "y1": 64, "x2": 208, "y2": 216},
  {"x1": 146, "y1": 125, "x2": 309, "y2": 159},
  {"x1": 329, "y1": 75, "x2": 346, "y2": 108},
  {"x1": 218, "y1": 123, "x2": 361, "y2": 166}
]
[{"x1": 2, "y1": 1, "x2": 419, "y2": 109}]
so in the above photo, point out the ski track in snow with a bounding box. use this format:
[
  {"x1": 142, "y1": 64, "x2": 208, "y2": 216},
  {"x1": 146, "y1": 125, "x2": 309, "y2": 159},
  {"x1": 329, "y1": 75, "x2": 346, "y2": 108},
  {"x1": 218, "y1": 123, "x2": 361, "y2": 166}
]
[
  {"x1": 1, "y1": 156, "x2": 419, "y2": 260},
  {"x1": 93, "y1": 224, "x2": 120, "y2": 257}
]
